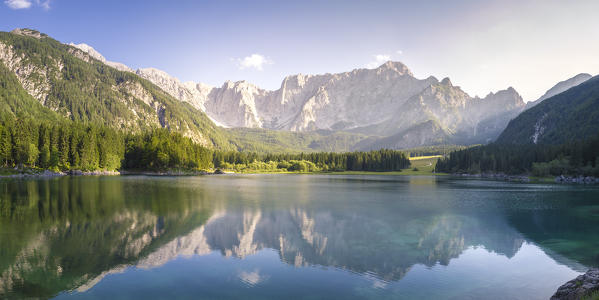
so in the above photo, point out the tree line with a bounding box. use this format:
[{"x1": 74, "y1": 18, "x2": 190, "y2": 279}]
[
  {"x1": 435, "y1": 134, "x2": 599, "y2": 176},
  {"x1": 0, "y1": 118, "x2": 411, "y2": 173},
  {"x1": 213, "y1": 149, "x2": 411, "y2": 172},
  {"x1": 0, "y1": 118, "x2": 124, "y2": 171}
]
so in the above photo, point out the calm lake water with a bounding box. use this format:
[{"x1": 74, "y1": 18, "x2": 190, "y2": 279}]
[{"x1": 1, "y1": 175, "x2": 598, "y2": 299}]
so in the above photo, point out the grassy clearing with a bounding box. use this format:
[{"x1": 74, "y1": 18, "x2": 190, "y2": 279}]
[
  {"x1": 403, "y1": 156, "x2": 442, "y2": 175},
  {"x1": 321, "y1": 156, "x2": 443, "y2": 176},
  {"x1": 409, "y1": 155, "x2": 443, "y2": 161}
]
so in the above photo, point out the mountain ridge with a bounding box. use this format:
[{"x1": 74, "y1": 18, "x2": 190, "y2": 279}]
[
  {"x1": 130, "y1": 55, "x2": 526, "y2": 146},
  {"x1": 524, "y1": 73, "x2": 592, "y2": 110},
  {"x1": 496, "y1": 75, "x2": 599, "y2": 145},
  {"x1": 66, "y1": 41, "x2": 524, "y2": 144}
]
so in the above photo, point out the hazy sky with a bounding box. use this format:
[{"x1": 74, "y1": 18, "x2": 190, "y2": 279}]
[{"x1": 2, "y1": 0, "x2": 598, "y2": 100}]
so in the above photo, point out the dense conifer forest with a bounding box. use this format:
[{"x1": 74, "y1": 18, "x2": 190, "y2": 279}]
[
  {"x1": 213, "y1": 149, "x2": 411, "y2": 172},
  {"x1": 0, "y1": 118, "x2": 411, "y2": 173},
  {"x1": 435, "y1": 135, "x2": 599, "y2": 176}
]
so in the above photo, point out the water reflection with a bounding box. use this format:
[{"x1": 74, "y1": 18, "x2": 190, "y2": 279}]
[{"x1": 0, "y1": 175, "x2": 598, "y2": 299}]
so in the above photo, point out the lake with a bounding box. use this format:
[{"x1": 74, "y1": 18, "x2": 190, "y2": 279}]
[{"x1": 0, "y1": 175, "x2": 598, "y2": 299}]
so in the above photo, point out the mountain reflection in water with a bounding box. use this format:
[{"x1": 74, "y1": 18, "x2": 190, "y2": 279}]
[{"x1": 0, "y1": 175, "x2": 598, "y2": 299}]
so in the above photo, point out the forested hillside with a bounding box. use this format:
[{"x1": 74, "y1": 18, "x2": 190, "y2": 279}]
[
  {"x1": 435, "y1": 72, "x2": 599, "y2": 176},
  {"x1": 0, "y1": 29, "x2": 233, "y2": 149},
  {"x1": 435, "y1": 135, "x2": 599, "y2": 176},
  {"x1": 496, "y1": 75, "x2": 599, "y2": 145},
  {"x1": 0, "y1": 61, "x2": 59, "y2": 120}
]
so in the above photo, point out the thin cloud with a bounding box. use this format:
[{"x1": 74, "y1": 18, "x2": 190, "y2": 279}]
[
  {"x1": 235, "y1": 54, "x2": 273, "y2": 71},
  {"x1": 4, "y1": 0, "x2": 50, "y2": 9},
  {"x1": 4, "y1": 0, "x2": 32, "y2": 9},
  {"x1": 396, "y1": 50, "x2": 403, "y2": 55},
  {"x1": 366, "y1": 54, "x2": 391, "y2": 68},
  {"x1": 36, "y1": 0, "x2": 50, "y2": 10}
]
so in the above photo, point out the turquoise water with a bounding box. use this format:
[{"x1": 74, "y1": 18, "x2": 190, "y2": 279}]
[{"x1": 0, "y1": 175, "x2": 598, "y2": 299}]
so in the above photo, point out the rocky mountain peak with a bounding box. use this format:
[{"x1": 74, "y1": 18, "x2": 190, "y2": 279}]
[
  {"x1": 440, "y1": 77, "x2": 453, "y2": 86},
  {"x1": 377, "y1": 61, "x2": 413, "y2": 77},
  {"x1": 426, "y1": 76, "x2": 440, "y2": 83},
  {"x1": 69, "y1": 43, "x2": 106, "y2": 62},
  {"x1": 223, "y1": 80, "x2": 243, "y2": 89},
  {"x1": 137, "y1": 67, "x2": 175, "y2": 80},
  {"x1": 11, "y1": 28, "x2": 47, "y2": 39},
  {"x1": 572, "y1": 73, "x2": 591, "y2": 80},
  {"x1": 281, "y1": 73, "x2": 313, "y2": 90},
  {"x1": 195, "y1": 82, "x2": 214, "y2": 92},
  {"x1": 535, "y1": 73, "x2": 592, "y2": 103},
  {"x1": 70, "y1": 42, "x2": 133, "y2": 72},
  {"x1": 481, "y1": 87, "x2": 524, "y2": 110},
  {"x1": 523, "y1": 73, "x2": 593, "y2": 110}
]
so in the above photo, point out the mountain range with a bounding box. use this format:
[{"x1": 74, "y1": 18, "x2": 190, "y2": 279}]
[
  {"x1": 133, "y1": 59, "x2": 528, "y2": 147},
  {"x1": 0, "y1": 28, "x2": 594, "y2": 151}
]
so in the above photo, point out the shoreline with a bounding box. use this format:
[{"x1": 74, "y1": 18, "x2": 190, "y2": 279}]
[
  {"x1": 2, "y1": 168, "x2": 598, "y2": 185},
  {"x1": 454, "y1": 172, "x2": 599, "y2": 184},
  {"x1": 0, "y1": 169, "x2": 120, "y2": 178}
]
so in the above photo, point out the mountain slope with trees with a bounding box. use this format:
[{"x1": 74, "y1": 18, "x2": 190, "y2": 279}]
[
  {"x1": 436, "y1": 76, "x2": 599, "y2": 176},
  {"x1": 496, "y1": 75, "x2": 599, "y2": 145},
  {"x1": 524, "y1": 73, "x2": 592, "y2": 110},
  {"x1": 0, "y1": 29, "x2": 233, "y2": 149}
]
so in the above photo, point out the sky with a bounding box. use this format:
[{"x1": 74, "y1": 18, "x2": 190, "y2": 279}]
[{"x1": 1, "y1": 0, "x2": 599, "y2": 101}]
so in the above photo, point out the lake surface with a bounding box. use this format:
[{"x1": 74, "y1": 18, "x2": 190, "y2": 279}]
[{"x1": 1, "y1": 175, "x2": 598, "y2": 299}]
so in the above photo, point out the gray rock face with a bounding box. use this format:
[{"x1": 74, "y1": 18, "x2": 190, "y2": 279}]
[
  {"x1": 10, "y1": 28, "x2": 46, "y2": 39},
  {"x1": 551, "y1": 269, "x2": 599, "y2": 300},
  {"x1": 69, "y1": 43, "x2": 133, "y2": 72},
  {"x1": 142, "y1": 61, "x2": 525, "y2": 146},
  {"x1": 555, "y1": 175, "x2": 599, "y2": 184},
  {"x1": 204, "y1": 80, "x2": 266, "y2": 128},
  {"x1": 136, "y1": 68, "x2": 210, "y2": 111}
]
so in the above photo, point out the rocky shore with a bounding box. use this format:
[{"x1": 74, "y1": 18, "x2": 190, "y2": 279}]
[
  {"x1": 0, "y1": 169, "x2": 65, "y2": 178},
  {"x1": 67, "y1": 170, "x2": 121, "y2": 176},
  {"x1": 456, "y1": 172, "x2": 531, "y2": 182},
  {"x1": 120, "y1": 170, "x2": 209, "y2": 176},
  {"x1": 0, "y1": 168, "x2": 234, "y2": 178},
  {"x1": 551, "y1": 269, "x2": 599, "y2": 300},
  {"x1": 554, "y1": 175, "x2": 599, "y2": 184},
  {"x1": 455, "y1": 173, "x2": 599, "y2": 184},
  {"x1": 0, "y1": 169, "x2": 121, "y2": 178}
]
